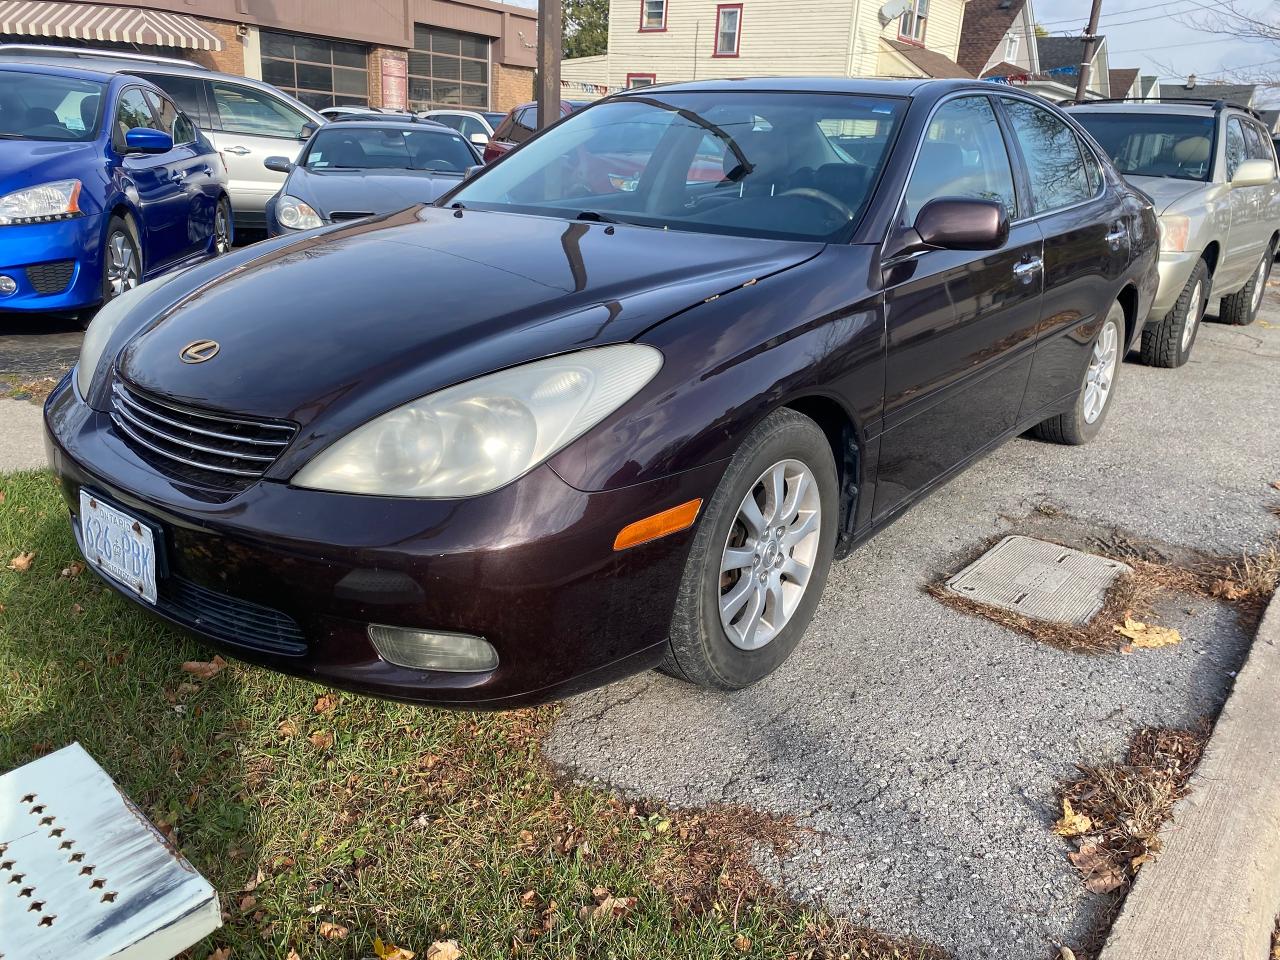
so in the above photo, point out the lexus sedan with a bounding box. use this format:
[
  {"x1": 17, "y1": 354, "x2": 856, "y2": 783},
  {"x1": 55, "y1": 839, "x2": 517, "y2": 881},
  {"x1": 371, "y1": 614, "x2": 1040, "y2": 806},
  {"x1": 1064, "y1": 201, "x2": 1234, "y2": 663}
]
[{"x1": 46, "y1": 78, "x2": 1157, "y2": 708}]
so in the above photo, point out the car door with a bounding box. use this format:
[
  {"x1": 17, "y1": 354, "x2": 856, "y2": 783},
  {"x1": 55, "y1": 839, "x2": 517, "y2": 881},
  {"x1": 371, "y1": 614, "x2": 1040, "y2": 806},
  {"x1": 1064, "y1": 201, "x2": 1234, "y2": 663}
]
[
  {"x1": 112, "y1": 86, "x2": 192, "y2": 271},
  {"x1": 1220, "y1": 115, "x2": 1272, "y2": 289},
  {"x1": 998, "y1": 96, "x2": 1130, "y2": 417},
  {"x1": 206, "y1": 79, "x2": 314, "y2": 226},
  {"x1": 874, "y1": 94, "x2": 1043, "y2": 521},
  {"x1": 1242, "y1": 119, "x2": 1279, "y2": 265},
  {"x1": 145, "y1": 89, "x2": 215, "y2": 260}
]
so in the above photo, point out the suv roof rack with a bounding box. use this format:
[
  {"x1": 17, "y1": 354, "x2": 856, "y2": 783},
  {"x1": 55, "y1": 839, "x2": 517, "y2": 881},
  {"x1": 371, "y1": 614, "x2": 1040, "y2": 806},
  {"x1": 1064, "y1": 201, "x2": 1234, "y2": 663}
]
[
  {"x1": 1064, "y1": 95, "x2": 1262, "y2": 119},
  {"x1": 327, "y1": 113, "x2": 446, "y2": 126},
  {"x1": 0, "y1": 43, "x2": 209, "y2": 70}
]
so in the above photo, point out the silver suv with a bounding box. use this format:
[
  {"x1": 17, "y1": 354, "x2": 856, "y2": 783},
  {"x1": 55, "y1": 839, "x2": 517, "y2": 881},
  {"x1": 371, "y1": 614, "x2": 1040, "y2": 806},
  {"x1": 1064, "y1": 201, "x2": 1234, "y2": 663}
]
[
  {"x1": 0, "y1": 45, "x2": 325, "y2": 231},
  {"x1": 1069, "y1": 99, "x2": 1280, "y2": 367}
]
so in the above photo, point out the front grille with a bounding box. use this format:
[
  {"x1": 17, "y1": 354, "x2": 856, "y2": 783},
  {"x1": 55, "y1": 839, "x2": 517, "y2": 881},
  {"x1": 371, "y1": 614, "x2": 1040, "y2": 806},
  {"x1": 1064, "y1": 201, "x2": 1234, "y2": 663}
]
[
  {"x1": 26, "y1": 260, "x2": 73, "y2": 294},
  {"x1": 328, "y1": 211, "x2": 374, "y2": 222},
  {"x1": 162, "y1": 577, "x2": 307, "y2": 656},
  {"x1": 110, "y1": 378, "x2": 297, "y2": 488}
]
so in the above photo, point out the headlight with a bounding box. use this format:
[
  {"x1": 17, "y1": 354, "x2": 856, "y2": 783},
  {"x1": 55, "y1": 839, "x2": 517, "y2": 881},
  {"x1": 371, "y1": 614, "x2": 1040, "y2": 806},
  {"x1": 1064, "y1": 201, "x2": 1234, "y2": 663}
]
[
  {"x1": 76, "y1": 272, "x2": 183, "y2": 398},
  {"x1": 0, "y1": 179, "x2": 82, "y2": 225},
  {"x1": 294, "y1": 344, "x2": 663, "y2": 498},
  {"x1": 1159, "y1": 215, "x2": 1190, "y2": 253},
  {"x1": 275, "y1": 195, "x2": 323, "y2": 230}
]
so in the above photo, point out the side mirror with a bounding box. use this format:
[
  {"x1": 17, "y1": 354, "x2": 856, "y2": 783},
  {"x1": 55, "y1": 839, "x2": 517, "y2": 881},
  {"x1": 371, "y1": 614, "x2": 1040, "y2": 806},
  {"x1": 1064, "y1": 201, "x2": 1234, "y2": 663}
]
[
  {"x1": 463, "y1": 164, "x2": 485, "y2": 180},
  {"x1": 264, "y1": 155, "x2": 294, "y2": 173},
  {"x1": 469, "y1": 132, "x2": 490, "y2": 146},
  {"x1": 124, "y1": 127, "x2": 174, "y2": 154},
  {"x1": 300, "y1": 121, "x2": 320, "y2": 139},
  {"x1": 1232, "y1": 158, "x2": 1276, "y2": 189},
  {"x1": 887, "y1": 198, "x2": 1010, "y2": 260}
]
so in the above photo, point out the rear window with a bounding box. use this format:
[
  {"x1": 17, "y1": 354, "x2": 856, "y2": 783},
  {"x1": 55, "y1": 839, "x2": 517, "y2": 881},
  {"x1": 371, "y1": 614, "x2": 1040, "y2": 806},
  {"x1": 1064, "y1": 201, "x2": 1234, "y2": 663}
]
[
  {"x1": 1072, "y1": 111, "x2": 1216, "y2": 181},
  {"x1": 305, "y1": 125, "x2": 475, "y2": 172}
]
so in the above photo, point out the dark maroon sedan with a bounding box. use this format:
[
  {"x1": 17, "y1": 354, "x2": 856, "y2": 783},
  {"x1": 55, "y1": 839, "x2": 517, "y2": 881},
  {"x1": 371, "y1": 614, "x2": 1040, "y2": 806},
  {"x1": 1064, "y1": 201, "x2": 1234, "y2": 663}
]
[{"x1": 46, "y1": 78, "x2": 1158, "y2": 708}]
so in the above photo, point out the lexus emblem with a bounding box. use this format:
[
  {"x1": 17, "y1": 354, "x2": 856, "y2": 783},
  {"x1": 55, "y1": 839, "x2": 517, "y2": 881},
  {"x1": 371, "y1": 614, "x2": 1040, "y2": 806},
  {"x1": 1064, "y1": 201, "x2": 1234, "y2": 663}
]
[{"x1": 179, "y1": 339, "x2": 220, "y2": 364}]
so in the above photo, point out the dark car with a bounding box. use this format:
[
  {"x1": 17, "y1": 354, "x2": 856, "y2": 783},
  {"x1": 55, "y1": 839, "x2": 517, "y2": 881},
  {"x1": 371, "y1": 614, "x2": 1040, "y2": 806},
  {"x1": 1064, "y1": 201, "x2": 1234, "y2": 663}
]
[
  {"x1": 0, "y1": 62, "x2": 231, "y2": 316},
  {"x1": 482, "y1": 99, "x2": 589, "y2": 163},
  {"x1": 263, "y1": 118, "x2": 480, "y2": 236},
  {"x1": 47, "y1": 78, "x2": 1157, "y2": 708}
]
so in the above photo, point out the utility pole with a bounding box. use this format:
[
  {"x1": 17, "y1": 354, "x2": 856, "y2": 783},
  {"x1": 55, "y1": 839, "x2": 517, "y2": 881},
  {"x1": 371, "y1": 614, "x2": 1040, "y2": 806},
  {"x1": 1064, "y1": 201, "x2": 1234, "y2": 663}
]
[
  {"x1": 1074, "y1": 0, "x2": 1103, "y2": 102},
  {"x1": 537, "y1": 0, "x2": 563, "y2": 129}
]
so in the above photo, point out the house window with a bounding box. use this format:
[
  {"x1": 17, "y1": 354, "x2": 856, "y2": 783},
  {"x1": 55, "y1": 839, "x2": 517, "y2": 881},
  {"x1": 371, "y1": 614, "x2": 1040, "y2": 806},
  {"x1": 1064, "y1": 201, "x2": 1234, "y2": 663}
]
[
  {"x1": 714, "y1": 4, "x2": 742, "y2": 57},
  {"x1": 260, "y1": 30, "x2": 369, "y2": 110},
  {"x1": 899, "y1": 0, "x2": 928, "y2": 44},
  {"x1": 1005, "y1": 33, "x2": 1019, "y2": 62},
  {"x1": 408, "y1": 24, "x2": 491, "y2": 111},
  {"x1": 627, "y1": 73, "x2": 657, "y2": 88},
  {"x1": 640, "y1": 0, "x2": 667, "y2": 31}
]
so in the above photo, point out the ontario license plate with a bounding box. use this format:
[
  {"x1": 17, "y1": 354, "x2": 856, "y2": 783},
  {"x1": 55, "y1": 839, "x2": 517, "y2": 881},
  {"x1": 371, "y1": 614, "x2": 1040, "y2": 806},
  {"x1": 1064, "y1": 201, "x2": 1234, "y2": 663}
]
[{"x1": 79, "y1": 490, "x2": 158, "y2": 604}]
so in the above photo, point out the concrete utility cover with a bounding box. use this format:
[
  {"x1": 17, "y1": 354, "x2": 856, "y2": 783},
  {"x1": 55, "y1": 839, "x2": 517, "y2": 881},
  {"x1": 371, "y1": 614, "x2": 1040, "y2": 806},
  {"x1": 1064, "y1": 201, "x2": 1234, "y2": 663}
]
[{"x1": 944, "y1": 535, "x2": 1130, "y2": 625}]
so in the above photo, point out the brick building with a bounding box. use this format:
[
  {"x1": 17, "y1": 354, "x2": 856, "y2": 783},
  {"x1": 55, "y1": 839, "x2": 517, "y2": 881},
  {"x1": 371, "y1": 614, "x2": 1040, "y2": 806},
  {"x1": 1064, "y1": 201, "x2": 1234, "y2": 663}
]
[{"x1": 0, "y1": 0, "x2": 537, "y2": 113}]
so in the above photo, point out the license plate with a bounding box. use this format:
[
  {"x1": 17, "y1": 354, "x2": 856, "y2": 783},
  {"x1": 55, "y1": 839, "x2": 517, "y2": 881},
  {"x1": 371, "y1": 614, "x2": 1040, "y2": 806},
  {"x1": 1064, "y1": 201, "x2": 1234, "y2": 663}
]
[{"x1": 79, "y1": 490, "x2": 158, "y2": 605}]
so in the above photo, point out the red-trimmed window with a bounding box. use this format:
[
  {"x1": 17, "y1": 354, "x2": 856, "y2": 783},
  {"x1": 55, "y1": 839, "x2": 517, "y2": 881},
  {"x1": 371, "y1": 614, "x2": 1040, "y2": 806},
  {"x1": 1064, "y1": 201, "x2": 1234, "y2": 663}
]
[
  {"x1": 713, "y1": 4, "x2": 742, "y2": 57},
  {"x1": 627, "y1": 72, "x2": 657, "y2": 87},
  {"x1": 640, "y1": 0, "x2": 667, "y2": 31},
  {"x1": 899, "y1": 0, "x2": 928, "y2": 44}
]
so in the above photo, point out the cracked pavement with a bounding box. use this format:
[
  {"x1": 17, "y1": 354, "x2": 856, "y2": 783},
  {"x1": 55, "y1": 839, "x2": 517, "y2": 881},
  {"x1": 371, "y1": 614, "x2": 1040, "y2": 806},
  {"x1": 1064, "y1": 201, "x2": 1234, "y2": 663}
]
[{"x1": 547, "y1": 287, "x2": 1280, "y2": 958}]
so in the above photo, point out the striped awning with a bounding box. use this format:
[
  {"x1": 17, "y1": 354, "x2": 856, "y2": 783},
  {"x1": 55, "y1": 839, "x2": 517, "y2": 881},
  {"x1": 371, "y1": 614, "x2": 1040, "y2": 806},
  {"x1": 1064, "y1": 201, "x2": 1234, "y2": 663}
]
[{"x1": 0, "y1": 2, "x2": 224, "y2": 51}]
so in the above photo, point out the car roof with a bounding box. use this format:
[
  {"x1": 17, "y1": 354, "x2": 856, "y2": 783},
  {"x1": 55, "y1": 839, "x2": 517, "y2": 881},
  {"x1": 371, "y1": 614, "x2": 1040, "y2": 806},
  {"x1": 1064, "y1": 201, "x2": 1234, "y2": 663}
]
[
  {"x1": 318, "y1": 118, "x2": 455, "y2": 132},
  {"x1": 1066, "y1": 100, "x2": 1255, "y2": 118},
  {"x1": 0, "y1": 59, "x2": 121, "y2": 83}
]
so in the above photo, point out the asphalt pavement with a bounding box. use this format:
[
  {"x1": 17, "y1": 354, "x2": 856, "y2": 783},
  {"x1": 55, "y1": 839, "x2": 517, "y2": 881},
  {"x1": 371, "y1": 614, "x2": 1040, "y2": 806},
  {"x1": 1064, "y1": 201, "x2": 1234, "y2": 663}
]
[{"x1": 548, "y1": 288, "x2": 1280, "y2": 958}]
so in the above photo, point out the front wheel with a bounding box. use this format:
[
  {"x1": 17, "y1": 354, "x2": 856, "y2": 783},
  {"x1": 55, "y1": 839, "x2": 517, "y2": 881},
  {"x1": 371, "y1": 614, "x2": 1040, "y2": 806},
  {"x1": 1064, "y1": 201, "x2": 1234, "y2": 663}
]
[
  {"x1": 1218, "y1": 247, "x2": 1273, "y2": 326},
  {"x1": 1032, "y1": 301, "x2": 1124, "y2": 446},
  {"x1": 101, "y1": 215, "x2": 141, "y2": 304},
  {"x1": 213, "y1": 197, "x2": 234, "y2": 255},
  {"x1": 662, "y1": 408, "x2": 838, "y2": 690},
  {"x1": 1140, "y1": 259, "x2": 1208, "y2": 368}
]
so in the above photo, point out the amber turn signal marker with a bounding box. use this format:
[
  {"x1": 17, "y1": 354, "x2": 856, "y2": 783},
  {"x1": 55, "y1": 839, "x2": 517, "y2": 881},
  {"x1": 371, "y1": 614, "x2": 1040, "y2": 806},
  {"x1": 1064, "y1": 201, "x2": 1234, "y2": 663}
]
[{"x1": 613, "y1": 498, "x2": 703, "y2": 551}]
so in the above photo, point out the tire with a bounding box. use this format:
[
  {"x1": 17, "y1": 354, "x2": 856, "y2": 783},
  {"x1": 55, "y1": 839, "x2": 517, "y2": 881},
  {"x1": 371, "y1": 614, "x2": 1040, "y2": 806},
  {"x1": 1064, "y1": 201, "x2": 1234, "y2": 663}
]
[
  {"x1": 1139, "y1": 259, "x2": 1208, "y2": 368},
  {"x1": 661, "y1": 407, "x2": 839, "y2": 690},
  {"x1": 1218, "y1": 247, "x2": 1273, "y2": 326},
  {"x1": 101, "y1": 215, "x2": 141, "y2": 305},
  {"x1": 1032, "y1": 301, "x2": 1124, "y2": 446},
  {"x1": 213, "y1": 197, "x2": 234, "y2": 255}
]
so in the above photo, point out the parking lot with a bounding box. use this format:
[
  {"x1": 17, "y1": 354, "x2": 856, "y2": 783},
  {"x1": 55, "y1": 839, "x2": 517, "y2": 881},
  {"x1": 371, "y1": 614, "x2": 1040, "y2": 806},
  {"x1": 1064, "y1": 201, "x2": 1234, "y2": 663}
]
[{"x1": 547, "y1": 287, "x2": 1280, "y2": 958}]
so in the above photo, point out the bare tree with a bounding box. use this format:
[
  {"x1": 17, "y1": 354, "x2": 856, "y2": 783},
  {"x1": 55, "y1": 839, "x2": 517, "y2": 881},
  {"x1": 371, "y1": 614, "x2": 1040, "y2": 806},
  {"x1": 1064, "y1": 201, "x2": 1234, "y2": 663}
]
[{"x1": 1179, "y1": 1, "x2": 1279, "y2": 89}]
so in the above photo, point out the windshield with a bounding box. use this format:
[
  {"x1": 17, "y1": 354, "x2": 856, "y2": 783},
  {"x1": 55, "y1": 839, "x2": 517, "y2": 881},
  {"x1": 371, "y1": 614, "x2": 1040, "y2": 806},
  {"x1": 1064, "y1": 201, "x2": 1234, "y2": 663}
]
[
  {"x1": 1073, "y1": 112, "x2": 1216, "y2": 181},
  {"x1": 0, "y1": 71, "x2": 105, "y2": 142},
  {"x1": 304, "y1": 126, "x2": 475, "y2": 172},
  {"x1": 446, "y1": 91, "x2": 907, "y2": 242}
]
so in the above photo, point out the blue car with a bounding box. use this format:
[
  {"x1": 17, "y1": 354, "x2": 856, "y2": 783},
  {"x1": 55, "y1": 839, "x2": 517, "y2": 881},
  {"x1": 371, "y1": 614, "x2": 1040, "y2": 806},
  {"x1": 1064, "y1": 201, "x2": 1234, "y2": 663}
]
[{"x1": 0, "y1": 62, "x2": 231, "y2": 317}]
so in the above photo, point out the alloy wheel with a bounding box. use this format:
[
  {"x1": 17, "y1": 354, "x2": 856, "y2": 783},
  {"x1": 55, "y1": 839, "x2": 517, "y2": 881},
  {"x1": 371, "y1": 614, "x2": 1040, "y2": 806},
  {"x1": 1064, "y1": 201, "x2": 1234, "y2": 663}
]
[
  {"x1": 1182, "y1": 279, "x2": 1204, "y2": 352},
  {"x1": 1250, "y1": 256, "x2": 1267, "y2": 315},
  {"x1": 214, "y1": 205, "x2": 232, "y2": 255},
  {"x1": 1083, "y1": 318, "x2": 1119, "y2": 425},
  {"x1": 718, "y1": 458, "x2": 822, "y2": 651},
  {"x1": 106, "y1": 231, "x2": 139, "y2": 299}
]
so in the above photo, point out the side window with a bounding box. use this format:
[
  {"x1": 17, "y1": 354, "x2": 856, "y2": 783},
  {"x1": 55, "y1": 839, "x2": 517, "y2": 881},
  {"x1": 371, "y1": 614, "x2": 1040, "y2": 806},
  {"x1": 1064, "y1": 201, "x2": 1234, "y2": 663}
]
[
  {"x1": 1246, "y1": 122, "x2": 1275, "y2": 163},
  {"x1": 510, "y1": 107, "x2": 537, "y2": 142},
  {"x1": 903, "y1": 96, "x2": 1017, "y2": 221},
  {"x1": 173, "y1": 111, "x2": 197, "y2": 145},
  {"x1": 1081, "y1": 142, "x2": 1103, "y2": 194},
  {"x1": 1225, "y1": 118, "x2": 1247, "y2": 180},
  {"x1": 113, "y1": 87, "x2": 159, "y2": 151},
  {"x1": 432, "y1": 114, "x2": 465, "y2": 133},
  {"x1": 144, "y1": 90, "x2": 179, "y2": 138},
  {"x1": 211, "y1": 81, "x2": 310, "y2": 139},
  {"x1": 1002, "y1": 98, "x2": 1093, "y2": 214},
  {"x1": 134, "y1": 73, "x2": 209, "y2": 127}
]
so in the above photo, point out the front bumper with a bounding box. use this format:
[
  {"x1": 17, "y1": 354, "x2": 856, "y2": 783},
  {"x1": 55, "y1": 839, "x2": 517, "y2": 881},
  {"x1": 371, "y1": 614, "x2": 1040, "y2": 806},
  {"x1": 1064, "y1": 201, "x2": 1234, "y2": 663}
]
[
  {"x1": 44, "y1": 376, "x2": 719, "y2": 708},
  {"x1": 1150, "y1": 249, "x2": 1202, "y2": 319},
  {"x1": 0, "y1": 215, "x2": 103, "y2": 313}
]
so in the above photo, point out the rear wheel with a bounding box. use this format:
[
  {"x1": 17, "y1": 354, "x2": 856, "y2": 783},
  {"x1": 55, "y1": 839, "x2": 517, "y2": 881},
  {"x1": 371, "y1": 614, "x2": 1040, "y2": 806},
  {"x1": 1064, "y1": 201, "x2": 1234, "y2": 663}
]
[
  {"x1": 101, "y1": 215, "x2": 141, "y2": 304},
  {"x1": 1032, "y1": 301, "x2": 1123, "y2": 446},
  {"x1": 662, "y1": 408, "x2": 838, "y2": 690},
  {"x1": 1140, "y1": 259, "x2": 1208, "y2": 368},
  {"x1": 1219, "y1": 247, "x2": 1272, "y2": 326}
]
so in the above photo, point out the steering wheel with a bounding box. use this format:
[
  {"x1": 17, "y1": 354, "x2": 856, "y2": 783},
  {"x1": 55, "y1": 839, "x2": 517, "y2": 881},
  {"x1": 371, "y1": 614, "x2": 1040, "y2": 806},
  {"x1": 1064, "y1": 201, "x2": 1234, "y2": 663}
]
[{"x1": 778, "y1": 187, "x2": 857, "y2": 221}]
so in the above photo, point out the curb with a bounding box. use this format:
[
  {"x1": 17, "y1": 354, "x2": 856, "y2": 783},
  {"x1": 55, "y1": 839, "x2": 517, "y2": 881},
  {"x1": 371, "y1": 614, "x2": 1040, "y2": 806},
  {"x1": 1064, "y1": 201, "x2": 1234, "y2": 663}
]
[
  {"x1": 1100, "y1": 591, "x2": 1280, "y2": 960},
  {"x1": 0, "y1": 398, "x2": 47, "y2": 472}
]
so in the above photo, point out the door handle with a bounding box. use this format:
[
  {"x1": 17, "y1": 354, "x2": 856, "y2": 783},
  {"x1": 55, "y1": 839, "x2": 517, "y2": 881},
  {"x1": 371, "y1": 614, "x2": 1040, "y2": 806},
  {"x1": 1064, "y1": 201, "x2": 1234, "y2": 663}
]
[
  {"x1": 1105, "y1": 226, "x2": 1128, "y2": 249},
  {"x1": 1013, "y1": 257, "x2": 1043, "y2": 284},
  {"x1": 170, "y1": 170, "x2": 186, "y2": 183},
  {"x1": 223, "y1": 146, "x2": 250, "y2": 156}
]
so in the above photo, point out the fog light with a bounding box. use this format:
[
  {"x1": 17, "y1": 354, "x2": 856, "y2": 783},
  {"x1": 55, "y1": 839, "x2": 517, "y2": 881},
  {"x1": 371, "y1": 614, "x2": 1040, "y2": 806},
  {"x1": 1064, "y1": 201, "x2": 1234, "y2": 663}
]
[
  {"x1": 0, "y1": 275, "x2": 16, "y2": 295},
  {"x1": 368, "y1": 624, "x2": 498, "y2": 672}
]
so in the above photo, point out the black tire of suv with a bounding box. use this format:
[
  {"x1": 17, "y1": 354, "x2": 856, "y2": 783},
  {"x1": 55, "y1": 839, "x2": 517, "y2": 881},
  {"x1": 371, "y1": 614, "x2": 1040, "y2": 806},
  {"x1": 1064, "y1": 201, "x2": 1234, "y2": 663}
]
[
  {"x1": 1219, "y1": 247, "x2": 1273, "y2": 327},
  {"x1": 1032, "y1": 301, "x2": 1124, "y2": 446},
  {"x1": 1140, "y1": 258, "x2": 1209, "y2": 368},
  {"x1": 661, "y1": 408, "x2": 838, "y2": 691}
]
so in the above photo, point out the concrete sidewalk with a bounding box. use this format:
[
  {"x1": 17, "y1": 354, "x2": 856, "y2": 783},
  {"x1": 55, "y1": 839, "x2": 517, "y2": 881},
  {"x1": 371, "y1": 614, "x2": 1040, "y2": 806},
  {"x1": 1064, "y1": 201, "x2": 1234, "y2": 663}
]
[{"x1": 0, "y1": 398, "x2": 47, "y2": 471}]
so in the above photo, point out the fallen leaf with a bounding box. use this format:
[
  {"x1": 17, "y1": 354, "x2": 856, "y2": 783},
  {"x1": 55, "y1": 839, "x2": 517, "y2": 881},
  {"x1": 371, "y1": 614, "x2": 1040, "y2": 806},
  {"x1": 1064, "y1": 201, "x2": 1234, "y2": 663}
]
[
  {"x1": 1060, "y1": 949, "x2": 1077, "y2": 960},
  {"x1": 425, "y1": 941, "x2": 463, "y2": 960},
  {"x1": 1052, "y1": 799, "x2": 1093, "y2": 838},
  {"x1": 73, "y1": 604, "x2": 86, "y2": 616},
  {"x1": 318, "y1": 921, "x2": 349, "y2": 940},
  {"x1": 175, "y1": 682, "x2": 201, "y2": 696},
  {"x1": 314, "y1": 694, "x2": 338, "y2": 714},
  {"x1": 209, "y1": 949, "x2": 232, "y2": 960},
  {"x1": 239, "y1": 895, "x2": 257, "y2": 912},
  {"x1": 1068, "y1": 843, "x2": 1125, "y2": 893},
  {"x1": 181, "y1": 655, "x2": 227, "y2": 680},
  {"x1": 306, "y1": 904, "x2": 325, "y2": 914},
  {"x1": 241, "y1": 867, "x2": 266, "y2": 893},
  {"x1": 0, "y1": 490, "x2": 6, "y2": 504},
  {"x1": 1210, "y1": 579, "x2": 1246, "y2": 601},
  {"x1": 519, "y1": 890, "x2": 538, "y2": 907},
  {"x1": 287, "y1": 952, "x2": 301, "y2": 960},
  {"x1": 1271, "y1": 480, "x2": 1280, "y2": 491},
  {"x1": 591, "y1": 896, "x2": 637, "y2": 921},
  {"x1": 7, "y1": 551, "x2": 34, "y2": 572},
  {"x1": 375, "y1": 938, "x2": 417, "y2": 960},
  {"x1": 734, "y1": 933, "x2": 752, "y2": 952},
  {"x1": 309, "y1": 729, "x2": 334, "y2": 750},
  {"x1": 1113, "y1": 617, "x2": 1181, "y2": 649},
  {"x1": 277, "y1": 719, "x2": 299, "y2": 739},
  {"x1": 60, "y1": 561, "x2": 84, "y2": 578}
]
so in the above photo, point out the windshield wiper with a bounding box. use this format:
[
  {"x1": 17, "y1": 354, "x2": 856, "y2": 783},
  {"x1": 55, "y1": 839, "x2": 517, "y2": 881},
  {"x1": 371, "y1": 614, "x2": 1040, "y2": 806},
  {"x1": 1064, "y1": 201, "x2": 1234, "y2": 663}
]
[{"x1": 575, "y1": 210, "x2": 621, "y2": 224}]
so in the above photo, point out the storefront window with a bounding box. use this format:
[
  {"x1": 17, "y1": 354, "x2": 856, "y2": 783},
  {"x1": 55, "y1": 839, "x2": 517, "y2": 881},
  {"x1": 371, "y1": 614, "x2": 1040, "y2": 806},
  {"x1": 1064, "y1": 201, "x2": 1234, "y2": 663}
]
[
  {"x1": 261, "y1": 30, "x2": 369, "y2": 110},
  {"x1": 408, "y1": 25, "x2": 490, "y2": 111}
]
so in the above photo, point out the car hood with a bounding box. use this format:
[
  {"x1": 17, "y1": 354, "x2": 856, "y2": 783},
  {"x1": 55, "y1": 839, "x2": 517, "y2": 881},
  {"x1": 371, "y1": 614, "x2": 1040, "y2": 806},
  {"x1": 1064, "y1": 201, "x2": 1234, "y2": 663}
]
[
  {"x1": 0, "y1": 140, "x2": 99, "y2": 200},
  {"x1": 289, "y1": 167, "x2": 466, "y2": 218},
  {"x1": 115, "y1": 206, "x2": 823, "y2": 452},
  {"x1": 1125, "y1": 175, "x2": 1209, "y2": 214}
]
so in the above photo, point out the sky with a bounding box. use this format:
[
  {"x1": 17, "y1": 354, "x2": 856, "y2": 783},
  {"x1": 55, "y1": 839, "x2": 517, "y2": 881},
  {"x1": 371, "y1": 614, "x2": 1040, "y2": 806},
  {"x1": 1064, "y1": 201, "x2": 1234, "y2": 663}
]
[{"x1": 505, "y1": 0, "x2": 1278, "y2": 105}]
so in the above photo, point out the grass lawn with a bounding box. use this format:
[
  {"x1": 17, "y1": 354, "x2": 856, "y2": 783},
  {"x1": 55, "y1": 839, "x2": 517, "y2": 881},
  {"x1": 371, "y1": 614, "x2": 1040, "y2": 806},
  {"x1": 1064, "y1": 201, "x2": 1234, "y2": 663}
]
[{"x1": 0, "y1": 470, "x2": 943, "y2": 960}]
